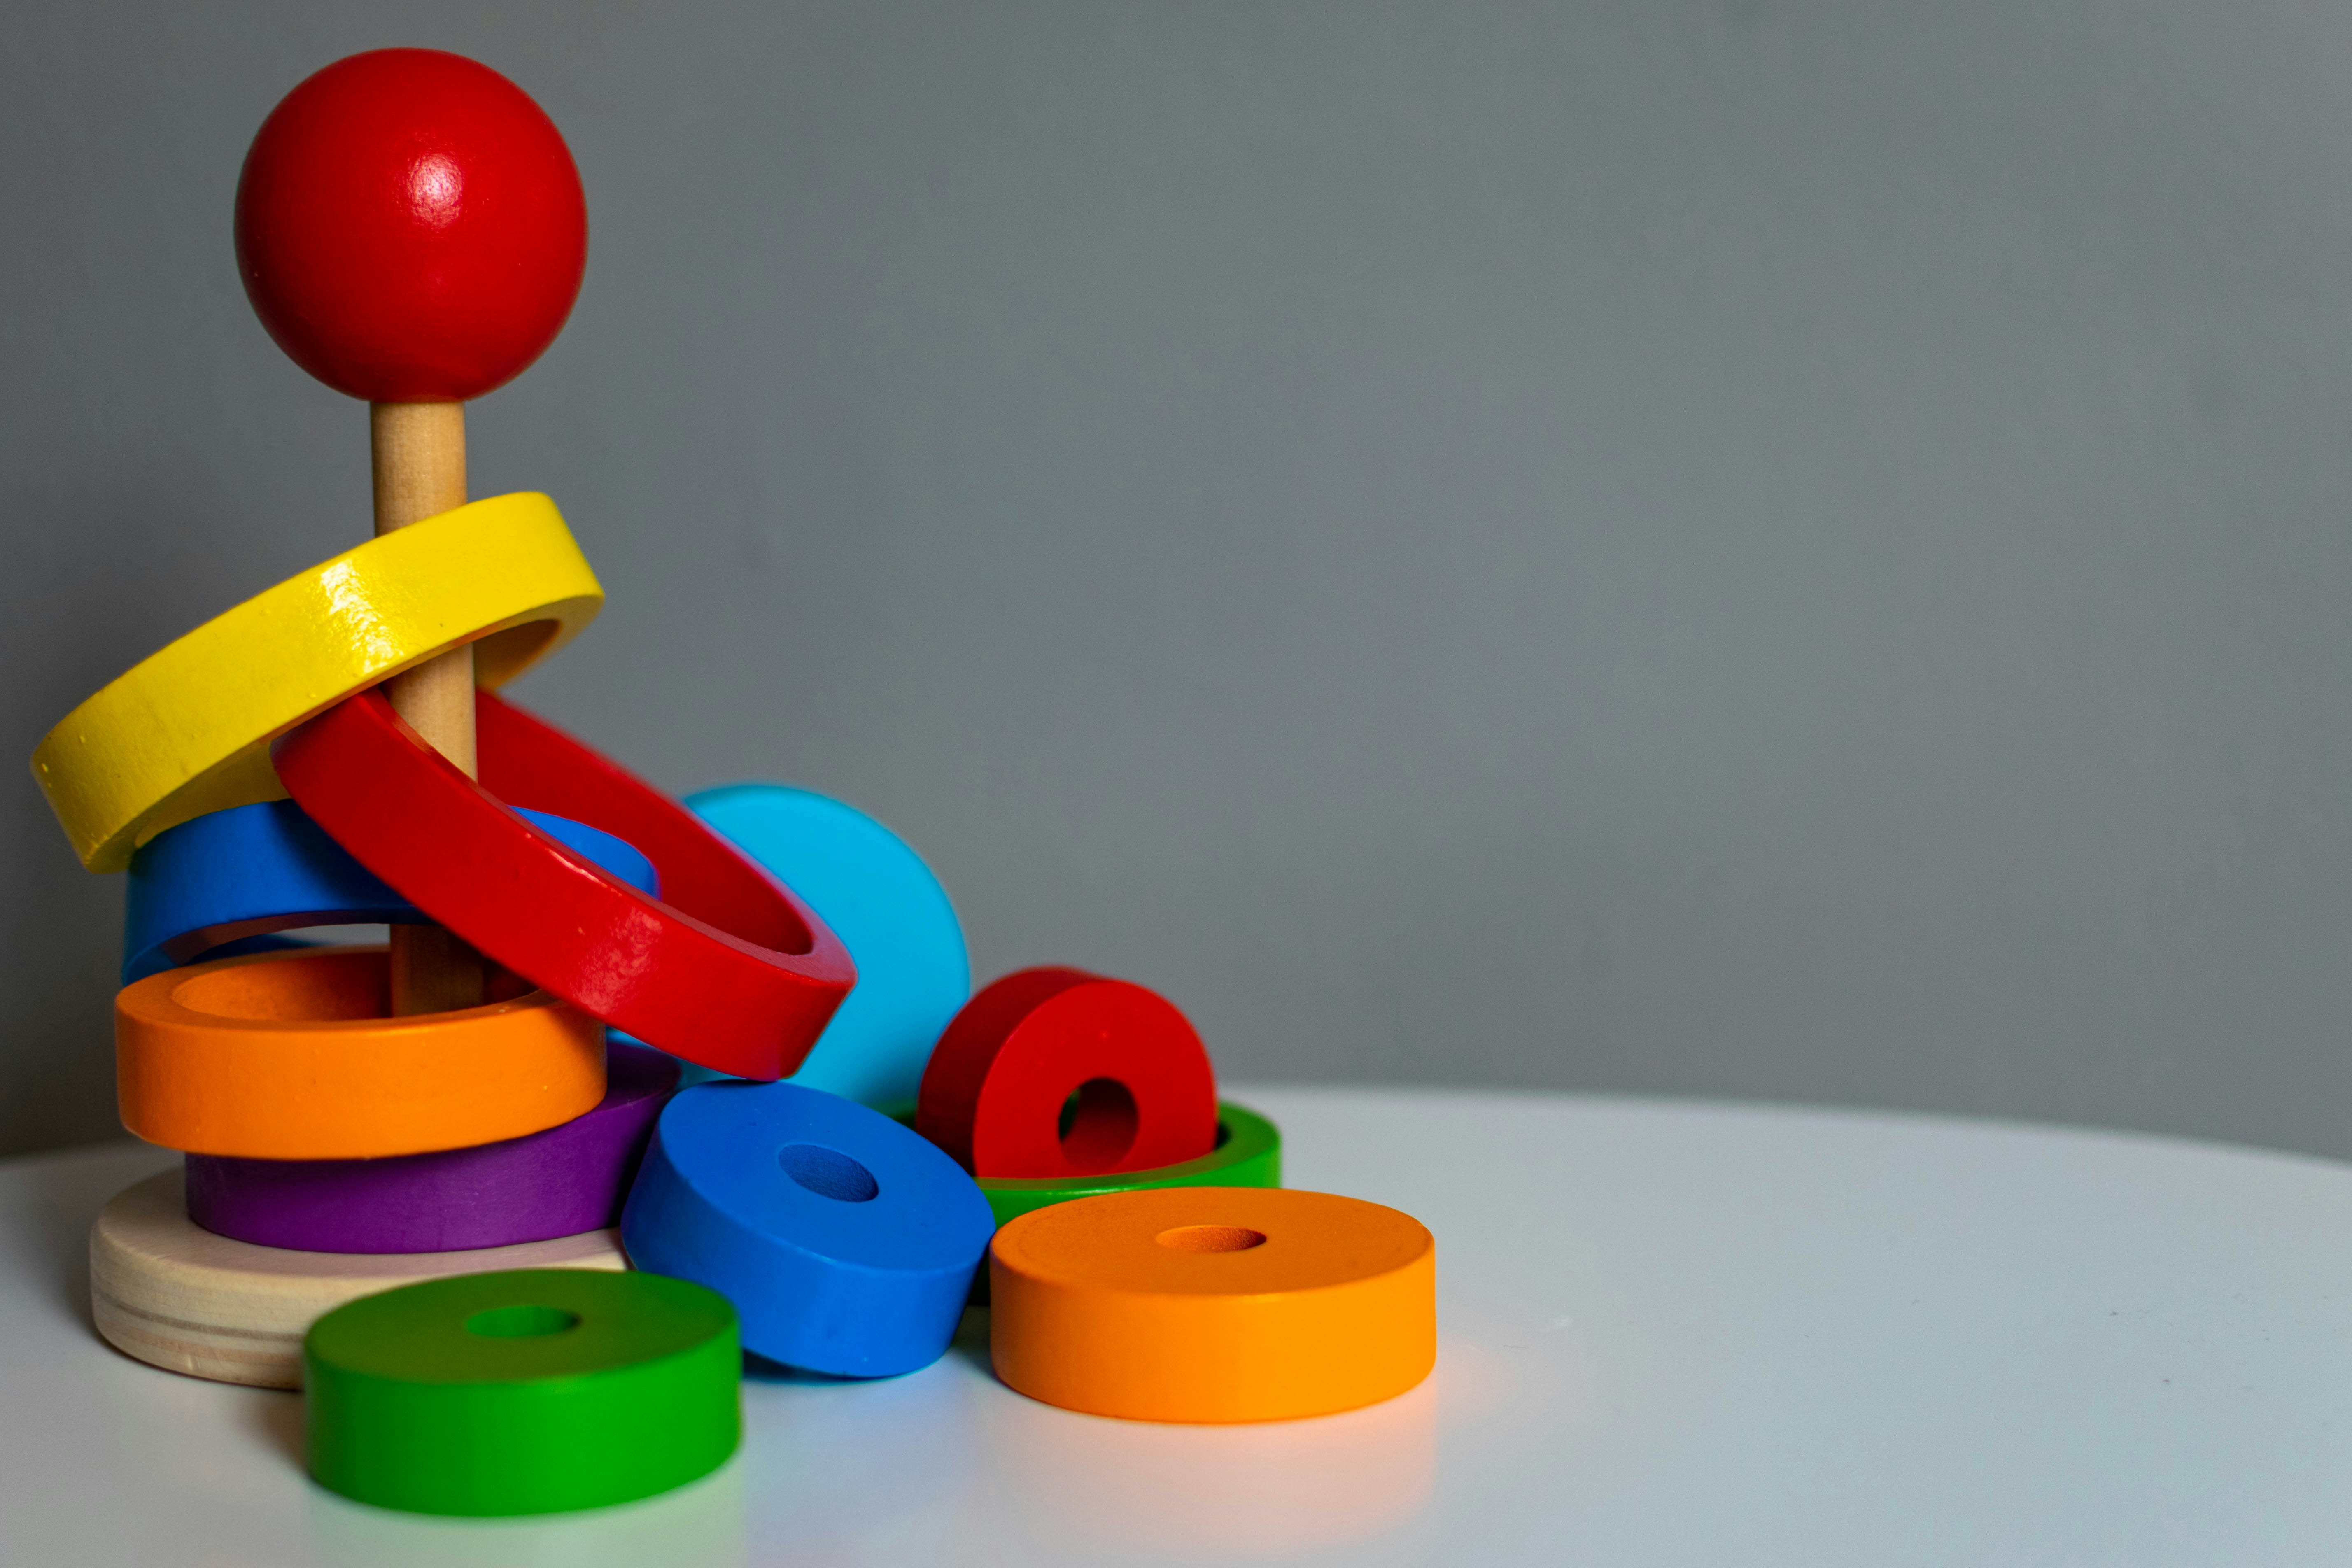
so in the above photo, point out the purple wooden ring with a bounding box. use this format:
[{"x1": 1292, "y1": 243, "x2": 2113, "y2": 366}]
[{"x1": 184, "y1": 1040, "x2": 679, "y2": 1253}]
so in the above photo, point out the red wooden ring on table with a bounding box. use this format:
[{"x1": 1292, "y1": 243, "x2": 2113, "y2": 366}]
[
  {"x1": 916, "y1": 967, "x2": 1218, "y2": 1179},
  {"x1": 272, "y1": 690, "x2": 855, "y2": 1080}
]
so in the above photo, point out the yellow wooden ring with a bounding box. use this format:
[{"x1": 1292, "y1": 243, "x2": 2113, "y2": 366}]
[
  {"x1": 31, "y1": 492, "x2": 603, "y2": 871},
  {"x1": 116, "y1": 946, "x2": 606, "y2": 1159}
]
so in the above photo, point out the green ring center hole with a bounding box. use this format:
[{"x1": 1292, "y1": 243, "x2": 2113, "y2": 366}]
[{"x1": 464, "y1": 1304, "x2": 582, "y2": 1338}]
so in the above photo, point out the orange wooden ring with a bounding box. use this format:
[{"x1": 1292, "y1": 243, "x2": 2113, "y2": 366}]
[
  {"x1": 989, "y1": 1187, "x2": 1436, "y2": 1423},
  {"x1": 116, "y1": 946, "x2": 604, "y2": 1159}
]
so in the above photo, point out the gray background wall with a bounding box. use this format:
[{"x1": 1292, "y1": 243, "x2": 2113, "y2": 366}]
[{"x1": 8, "y1": 2, "x2": 2352, "y2": 1161}]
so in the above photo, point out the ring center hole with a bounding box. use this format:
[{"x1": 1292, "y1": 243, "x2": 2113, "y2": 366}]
[
  {"x1": 1156, "y1": 1225, "x2": 1268, "y2": 1253},
  {"x1": 464, "y1": 1304, "x2": 581, "y2": 1337},
  {"x1": 779, "y1": 1143, "x2": 880, "y2": 1202},
  {"x1": 1058, "y1": 1077, "x2": 1139, "y2": 1172}
]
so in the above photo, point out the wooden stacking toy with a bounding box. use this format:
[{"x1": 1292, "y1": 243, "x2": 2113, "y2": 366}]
[
  {"x1": 26, "y1": 47, "x2": 853, "y2": 1504},
  {"x1": 29, "y1": 41, "x2": 1435, "y2": 1519}
]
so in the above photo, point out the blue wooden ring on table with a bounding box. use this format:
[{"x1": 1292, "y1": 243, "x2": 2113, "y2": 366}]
[
  {"x1": 124, "y1": 798, "x2": 658, "y2": 984},
  {"x1": 621, "y1": 1081, "x2": 995, "y2": 1377},
  {"x1": 684, "y1": 784, "x2": 968, "y2": 1105}
]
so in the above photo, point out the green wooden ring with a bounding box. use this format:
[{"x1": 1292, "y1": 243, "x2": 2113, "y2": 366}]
[
  {"x1": 888, "y1": 1100, "x2": 1282, "y2": 1226},
  {"x1": 304, "y1": 1268, "x2": 740, "y2": 1517}
]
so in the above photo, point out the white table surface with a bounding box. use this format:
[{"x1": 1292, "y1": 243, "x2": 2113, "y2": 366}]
[{"x1": 5, "y1": 1085, "x2": 2349, "y2": 1566}]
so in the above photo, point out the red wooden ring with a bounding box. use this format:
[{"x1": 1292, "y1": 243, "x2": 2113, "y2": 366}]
[
  {"x1": 916, "y1": 967, "x2": 1218, "y2": 1179},
  {"x1": 272, "y1": 690, "x2": 854, "y2": 1080}
]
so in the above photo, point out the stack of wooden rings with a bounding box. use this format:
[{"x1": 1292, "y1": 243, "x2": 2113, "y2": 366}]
[
  {"x1": 33, "y1": 49, "x2": 858, "y2": 1517},
  {"x1": 31, "y1": 45, "x2": 1436, "y2": 1518}
]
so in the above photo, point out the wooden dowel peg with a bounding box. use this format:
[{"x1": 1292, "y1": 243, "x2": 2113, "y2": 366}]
[{"x1": 373, "y1": 401, "x2": 485, "y2": 1014}]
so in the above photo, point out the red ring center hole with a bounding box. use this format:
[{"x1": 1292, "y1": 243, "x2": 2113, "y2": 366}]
[{"x1": 1057, "y1": 1077, "x2": 1138, "y2": 1173}]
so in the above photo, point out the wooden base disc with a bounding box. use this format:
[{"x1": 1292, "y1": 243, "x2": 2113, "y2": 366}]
[{"x1": 89, "y1": 1169, "x2": 625, "y2": 1389}]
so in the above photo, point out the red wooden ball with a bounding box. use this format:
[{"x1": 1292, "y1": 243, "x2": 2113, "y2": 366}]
[{"x1": 235, "y1": 49, "x2": 588, "y2": 403}]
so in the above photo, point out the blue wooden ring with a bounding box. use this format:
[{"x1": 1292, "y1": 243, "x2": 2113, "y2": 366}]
[
  {"x1": 684, "y1": 784, "x2": 968, "y2": 1105},
  {"x1": 124, "y1": 798, "x2": 658, "y2": 984},
  {"x1": 621, "y1": 1082, "x2": 996, "y2": 1377}
]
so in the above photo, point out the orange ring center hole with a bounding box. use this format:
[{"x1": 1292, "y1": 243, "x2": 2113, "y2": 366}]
[{"x1": 1155, "y1": 1225, "x2": 1268, "y2": 1253}]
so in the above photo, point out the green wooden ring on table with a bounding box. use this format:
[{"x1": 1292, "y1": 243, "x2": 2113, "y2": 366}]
[
  {"x1": 304, "y1": 1268, "x2": 740, "y2": 1517},
  {"x1": 892, "y1": 1100, "x2": 1282, "y2": 1227}
]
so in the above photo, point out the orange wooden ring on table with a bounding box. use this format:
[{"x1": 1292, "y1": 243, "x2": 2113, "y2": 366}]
[
  {"x1": 989, "y1": 1186, "x2": 1436, "y2": 1423},
  {"x1": 116, "y1": 946, "x2": 604, "y2": 1159}
]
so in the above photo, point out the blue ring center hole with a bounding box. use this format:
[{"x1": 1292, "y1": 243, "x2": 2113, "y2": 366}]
[
  {"x1": 779, "y1": 1142, "x2": 881, "y2": 1202},
  {"x1": 1058, "y1": 1077, "x2": 1140, "y2": 1172},
  {"x1": 464, "y1": 1304, "x2": 581, "y2": 1338}
]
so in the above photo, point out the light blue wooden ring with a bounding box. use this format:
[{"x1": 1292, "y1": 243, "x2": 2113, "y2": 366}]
[{"x1": 684, "y1": 785, "x2": 967, "y2": 1106}]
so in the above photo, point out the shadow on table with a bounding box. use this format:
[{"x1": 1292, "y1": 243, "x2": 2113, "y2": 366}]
[
  {"x1": 739, "y1": 1302, "x2": 993, "y2": 1383},
  {"x1": 298, "y1": 1448, "x2": 750, "y2": 1568},
  {"x1": 240, "y1": 1383, "x2": 305, "y2": 1465},
  {"x1": 4, "y1": 1142, "x2": 177, "y2": 1329},
  {"x1": 949, "y1": 1303, "x2": 1441, "y2": 1560}
]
